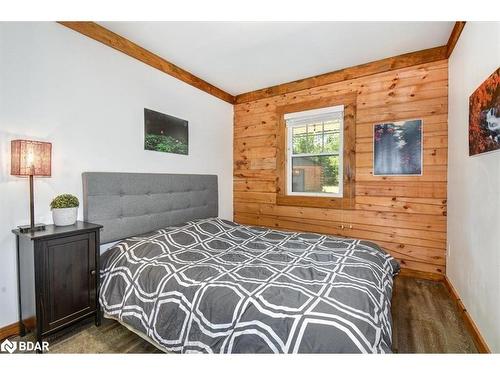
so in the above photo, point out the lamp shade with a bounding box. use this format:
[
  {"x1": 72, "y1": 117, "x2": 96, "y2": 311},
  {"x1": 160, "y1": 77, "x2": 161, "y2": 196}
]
[{"x1": 11, "y1": 140, "x2": 52, "y2": 177}]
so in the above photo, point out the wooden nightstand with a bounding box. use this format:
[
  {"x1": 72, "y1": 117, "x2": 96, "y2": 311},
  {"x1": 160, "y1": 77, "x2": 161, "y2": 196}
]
[{"x1": 13, "y1": 221, "x2": 103, "y2": 351}]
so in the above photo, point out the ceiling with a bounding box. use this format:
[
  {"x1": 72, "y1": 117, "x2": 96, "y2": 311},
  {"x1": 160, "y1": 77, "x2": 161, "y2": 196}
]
[{"x1": 99, "y1": 22, "x2": 454, "y2": 95}]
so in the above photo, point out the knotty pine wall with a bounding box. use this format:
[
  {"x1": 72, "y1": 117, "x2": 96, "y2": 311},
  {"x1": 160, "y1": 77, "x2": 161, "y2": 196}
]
[{"x1": 233, "y1": 60, "x2": 448, "y2": 276}]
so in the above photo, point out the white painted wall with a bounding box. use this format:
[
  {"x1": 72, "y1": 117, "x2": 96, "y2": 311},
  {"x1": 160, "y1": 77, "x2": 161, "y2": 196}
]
[
  {"x1": 447, "y1": 22, "x2": 500, "y2": 352},
  {"x1": 0, "y1": 22, "x2": 233, "y2": 327}
]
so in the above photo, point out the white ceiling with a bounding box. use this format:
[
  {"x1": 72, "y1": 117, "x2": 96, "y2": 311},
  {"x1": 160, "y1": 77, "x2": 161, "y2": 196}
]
[{"x1": 99, "y1": 22, "x2": 454, "y2": 95}]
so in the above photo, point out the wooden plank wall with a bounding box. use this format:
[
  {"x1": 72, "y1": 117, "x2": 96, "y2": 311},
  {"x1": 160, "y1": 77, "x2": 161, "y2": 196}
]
[{"x1": 233, "y1": 60, "x2": 448, "y2": 276}]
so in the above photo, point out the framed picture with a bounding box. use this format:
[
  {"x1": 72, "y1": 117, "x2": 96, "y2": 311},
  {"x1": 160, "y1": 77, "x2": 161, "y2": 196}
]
[
  {"x1": 144, "y1": 108, "x2": 188, "y2": 155},
  {"x1": 469, "y1": 67, "x2": 500, "y2": 156},
  {"x1": 373, "y1": 119, "x2": 423, "y2": 176}
]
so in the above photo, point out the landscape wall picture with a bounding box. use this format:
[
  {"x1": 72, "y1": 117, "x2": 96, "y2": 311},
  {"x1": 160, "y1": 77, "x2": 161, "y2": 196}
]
[
  {"x1": 469, "y1": 67, "x2": 500, "y2": 156},
  {"x1": 373, "y1": 119, "x2": 423, "y2": 176},
  {"x1": 144, "y1": 108, "x2": 188, "y2": 155}
]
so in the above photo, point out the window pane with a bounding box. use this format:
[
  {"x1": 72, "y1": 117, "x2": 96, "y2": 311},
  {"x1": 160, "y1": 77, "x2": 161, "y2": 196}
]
[
  {"x1": 323, "y1": 120, "x2": 341, "y2": 153},
  {"x1": 292, "y1": 125, "x2": 310, "y2": 154},
  {"x1": 291, "y1": 120, "x2": 341, "y2": 155},
  {"x1": 291, "y1": 155, "x2": 340, "y2": 194}
]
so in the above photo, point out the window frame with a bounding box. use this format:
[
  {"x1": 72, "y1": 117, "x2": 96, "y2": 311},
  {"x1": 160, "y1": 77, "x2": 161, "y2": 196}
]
[
  {"x1": 286, "y1": 106, "x2": 344, "y2": 198},
  {"x1": 275, "y1": 94, "x2": 356, "y2": 209}
]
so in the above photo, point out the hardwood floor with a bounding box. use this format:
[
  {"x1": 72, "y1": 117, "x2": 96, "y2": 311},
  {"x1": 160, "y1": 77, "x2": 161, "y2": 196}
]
[
  {"x1": 8, "y1": 276, "x2": 478, "y2": 353},
  {"x1": 392, "y1": 276, "x2": 477, "y2": 353}
]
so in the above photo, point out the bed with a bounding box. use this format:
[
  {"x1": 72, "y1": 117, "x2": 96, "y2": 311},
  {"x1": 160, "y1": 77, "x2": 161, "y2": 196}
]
[{"x1": 83, "y1": 172, "x2": 400, "y2": 353}]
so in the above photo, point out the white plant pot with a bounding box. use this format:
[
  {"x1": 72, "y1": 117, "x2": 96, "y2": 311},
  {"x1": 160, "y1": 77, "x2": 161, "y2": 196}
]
[{"x1": 52, "y1": 207, "x2": 78, "y2": 226}]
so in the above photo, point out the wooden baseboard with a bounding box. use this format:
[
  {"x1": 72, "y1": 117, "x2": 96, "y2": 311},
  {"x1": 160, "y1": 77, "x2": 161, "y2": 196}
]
[
  {"x1": 0, "y1": 318, "x2": 35, "y2": 341},
  {"x1": 398, "y1": 268, "x2": 445, "y2": 281},
  {"x1": 443, "y1": 276, "x2": 491, "y2": 353},
  {"x1": 0, "y1": 321, "x2": 20, "y2": 341}
]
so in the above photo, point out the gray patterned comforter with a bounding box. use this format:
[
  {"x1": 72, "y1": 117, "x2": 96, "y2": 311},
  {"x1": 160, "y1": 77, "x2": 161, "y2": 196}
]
[{"x1": 100, "y1": 218, "x2": 400, "y2": 353}]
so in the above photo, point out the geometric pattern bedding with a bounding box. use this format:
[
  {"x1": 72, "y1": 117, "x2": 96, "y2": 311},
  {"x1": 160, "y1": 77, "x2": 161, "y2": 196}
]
[{"x1": 100, "y1": 218, "x2": 400, "y2": 353}]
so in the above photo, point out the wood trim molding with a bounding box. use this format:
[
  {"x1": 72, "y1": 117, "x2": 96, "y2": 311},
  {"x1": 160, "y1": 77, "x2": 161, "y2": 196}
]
[
  {"x1": 0, "y1": 321, "x2": 20, "y2": 341},
  {"x1": 443, "y1": 276, "x2": 491, "y2": 353},
  {"x1": 58, "y1": 21, "x2": 235, "y2": 104},
  {"x1": 275, "y1": 93, "x2": 356, "y2": 209},
  {"x1": 235, "y1": 46, "x2": 447, "y2": 104},
  {"x1": 57, "y1": 22, "x2": 462, "y2": 105},
  {"x1": 398, "y1": 268, "x2": 444, "y2": 282},
  {"x1": 446, "y1": 22, "x2": 467, "y2": 58},
  {"x1": 0, "y1": 318, "x2": 35, "y2": 341}
]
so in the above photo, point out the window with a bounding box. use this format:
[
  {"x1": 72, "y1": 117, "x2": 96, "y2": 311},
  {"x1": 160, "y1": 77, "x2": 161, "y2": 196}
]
[
  {"x1": 285, "y1": 105, "x2": 344, "y2": 197},
  {"x1": 275, "y1": 95, "x2": 356, "y2": 209}
]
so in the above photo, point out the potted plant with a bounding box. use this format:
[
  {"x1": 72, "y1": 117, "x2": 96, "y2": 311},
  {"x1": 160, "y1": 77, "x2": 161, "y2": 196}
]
[{"x1": 50, "y1": 194, "x2": 79, "y2": 226}]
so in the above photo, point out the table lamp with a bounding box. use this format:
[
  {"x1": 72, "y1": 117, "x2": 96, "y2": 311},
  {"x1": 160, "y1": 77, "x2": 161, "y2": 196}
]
[{"x1": 11, "y1": 140, "x2": 52, "y2": 233}]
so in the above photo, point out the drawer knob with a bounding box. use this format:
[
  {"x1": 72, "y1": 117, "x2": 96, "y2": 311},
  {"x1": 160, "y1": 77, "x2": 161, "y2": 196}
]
[{"x1": 90, "y1": 270, "x2": 96, "y2": 276}]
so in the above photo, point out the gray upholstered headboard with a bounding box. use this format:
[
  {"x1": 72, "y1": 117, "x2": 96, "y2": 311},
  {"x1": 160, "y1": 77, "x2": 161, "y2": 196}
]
[{"x1": 82, "y1": 172, "x2": 218, "y2": 243}]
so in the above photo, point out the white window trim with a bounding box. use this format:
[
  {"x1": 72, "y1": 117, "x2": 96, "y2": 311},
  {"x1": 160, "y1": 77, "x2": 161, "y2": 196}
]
[
  {"x1": 286, "y1": 105, "x2": 344, "y2": 198},
  {"x1": 284, "y1": 104, "x2": 344, "y2": 122}
]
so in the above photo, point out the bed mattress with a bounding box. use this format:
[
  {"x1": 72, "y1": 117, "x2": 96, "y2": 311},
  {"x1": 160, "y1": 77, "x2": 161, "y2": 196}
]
[{"x1": 100, "y1": 218, "x2": 400, "y2": 353}]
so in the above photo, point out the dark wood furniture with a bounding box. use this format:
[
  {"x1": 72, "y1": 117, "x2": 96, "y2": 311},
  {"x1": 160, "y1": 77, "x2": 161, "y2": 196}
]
[{"x1": 13, "y1": 221, "x2": 103, "y2": 351}]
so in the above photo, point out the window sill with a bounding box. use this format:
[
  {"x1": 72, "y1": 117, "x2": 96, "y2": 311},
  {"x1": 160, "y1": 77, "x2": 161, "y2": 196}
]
[{"x1": 276, "y1": 194, "x2": 355, "y2": 209}]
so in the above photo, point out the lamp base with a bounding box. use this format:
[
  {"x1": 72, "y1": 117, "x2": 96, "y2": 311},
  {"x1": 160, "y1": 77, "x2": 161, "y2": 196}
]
[{"x1": 18, "y1": 224, "x2": 46, "y2": 233}]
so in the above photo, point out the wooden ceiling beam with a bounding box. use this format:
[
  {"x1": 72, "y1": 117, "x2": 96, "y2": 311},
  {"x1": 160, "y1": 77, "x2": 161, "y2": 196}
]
[
  {"x1": 235, "y1": 45, "x2": 448, "y2": 104},
  {"x1": 58, "y1": 21, "x2": 235, "y2": 104},
  {"x1": 446, "y1": 21, "x2": 466, "y2": 58},
  {"x1": 59, "y1": 22, "x2": 464, "y2": 106}
]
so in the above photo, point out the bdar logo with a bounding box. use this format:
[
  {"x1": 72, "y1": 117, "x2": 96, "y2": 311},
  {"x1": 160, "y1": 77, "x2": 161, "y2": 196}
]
[{"x1": 1, "y1": 338, "x2": 17, "y2": 353}]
